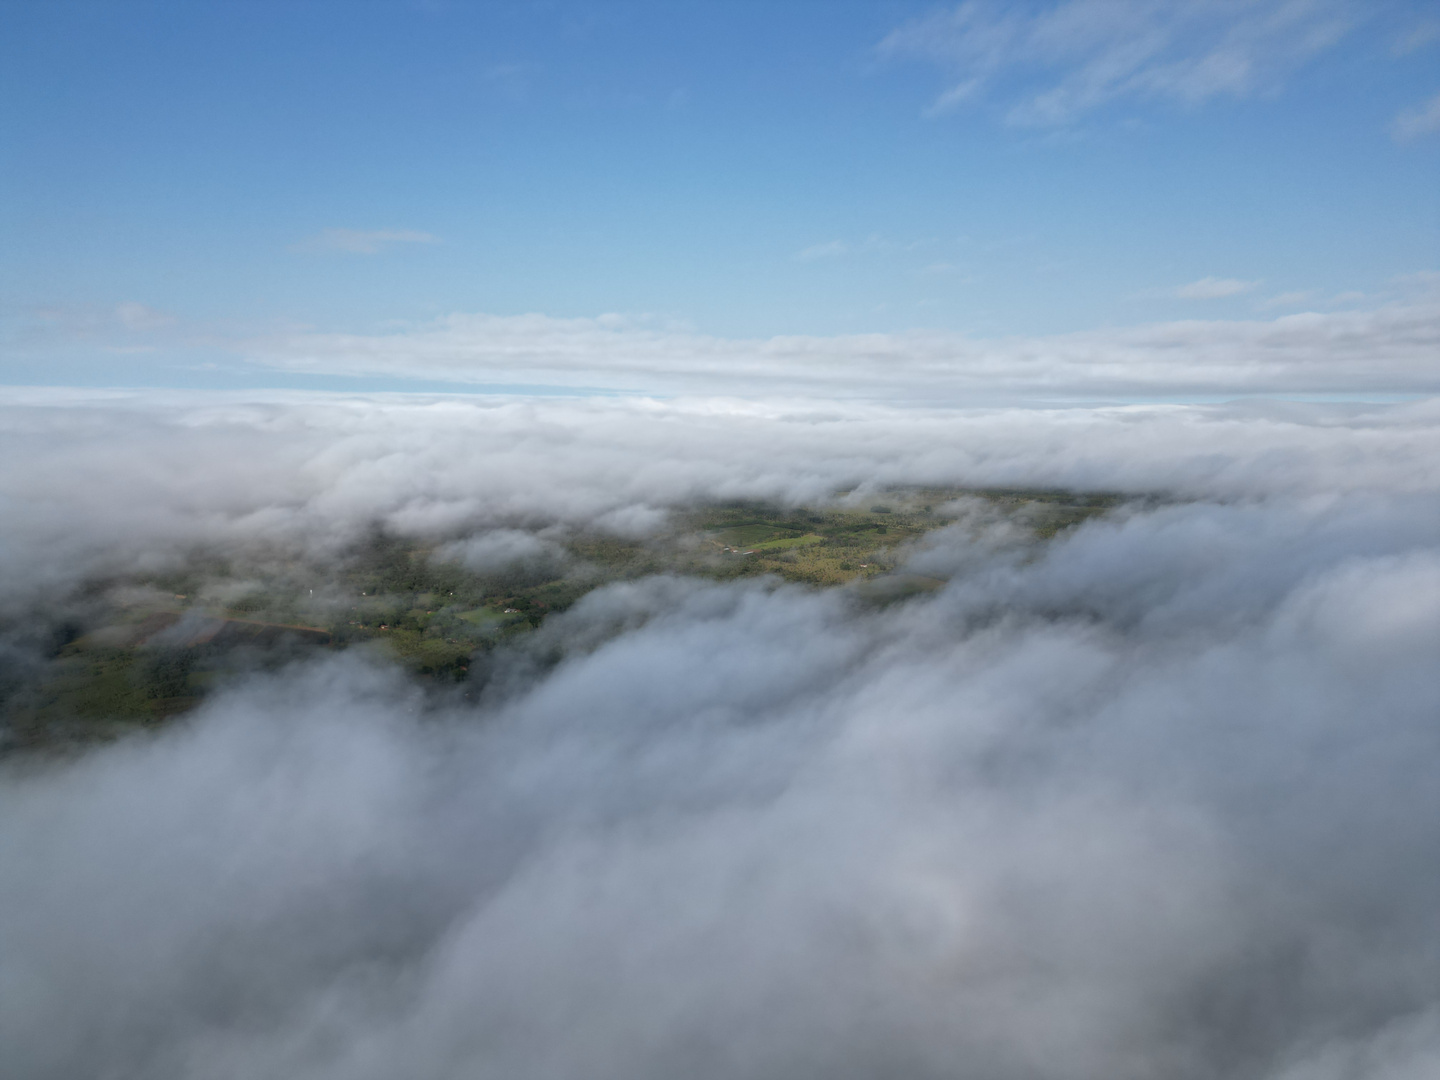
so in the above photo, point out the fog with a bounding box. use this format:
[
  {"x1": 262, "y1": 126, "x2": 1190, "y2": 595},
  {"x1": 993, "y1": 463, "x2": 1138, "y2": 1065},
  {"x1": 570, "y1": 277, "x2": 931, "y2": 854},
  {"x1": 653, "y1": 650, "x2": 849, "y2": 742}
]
[{"x1": 2, "y1": 389, "x2": 1438, "y2": 1079}]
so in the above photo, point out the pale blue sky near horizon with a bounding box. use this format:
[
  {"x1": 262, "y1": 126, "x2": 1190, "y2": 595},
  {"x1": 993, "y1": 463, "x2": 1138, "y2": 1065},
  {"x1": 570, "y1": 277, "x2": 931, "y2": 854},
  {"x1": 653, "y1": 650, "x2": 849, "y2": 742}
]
[{"x1": 1, "y1": 0, "x2": 1437, "y2": 393}]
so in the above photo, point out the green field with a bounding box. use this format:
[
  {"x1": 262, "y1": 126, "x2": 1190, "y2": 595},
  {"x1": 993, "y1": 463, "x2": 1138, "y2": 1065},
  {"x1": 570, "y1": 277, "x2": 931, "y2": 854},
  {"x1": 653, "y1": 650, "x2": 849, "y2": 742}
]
[
  {"x1": 2, "y1": 486, "x2": 1123, "y2": 751},
  {"x1": 750, "y1": 533, "x2": 825, "y2": 552}
]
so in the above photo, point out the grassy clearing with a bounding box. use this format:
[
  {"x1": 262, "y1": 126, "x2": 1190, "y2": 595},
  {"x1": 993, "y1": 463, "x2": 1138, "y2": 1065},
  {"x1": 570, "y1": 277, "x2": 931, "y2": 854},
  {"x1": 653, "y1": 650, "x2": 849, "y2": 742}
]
[
  {"x1": 456, "y1": 607, "x2": 511, "y2": 629},
  {"x1": 712, "y1": 523, "x2": 792, "y2": 548},
  {"x1": 750, "y1": 534, "x2": 825, "y2": 552}
]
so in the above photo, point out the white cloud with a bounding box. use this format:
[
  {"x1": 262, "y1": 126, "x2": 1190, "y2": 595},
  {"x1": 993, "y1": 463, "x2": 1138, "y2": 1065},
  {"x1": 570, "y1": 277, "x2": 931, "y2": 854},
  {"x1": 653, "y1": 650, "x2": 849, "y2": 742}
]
[
  {"x1": 2, "y1": 398, "x2": 1439, "y2": 1076},
  {"x1": 292, "y1": 228, "x2": 441, "y2": 255},
  {"x1": 1258, "y1": 289, "x2": 1316, "y2": 310},
  {"x1": 2, "y1": 389, "x2": 1438, "y2": 607},
  {"x1": 795, "y1": 240, "x2": 850, "y2": 261},
  {"x1": 16, "y1": 281, "x2": 1436, "y2": 403},
  {"x1": 1390, "y1": 91, "x2": 1440, "y2": 142},
  {"x1": 880, "y1": 0, "x2": 1356, "y2": 125},
  {"x1": 18, "y1": 302, "x2": 178, "y2": 340},
  {"x1": 234, "y1": 284, "x2": 1440, "y2": 400},
  {"x1": 1393, "y1": 19, "x2": 1440, "y2": 55},
  {"x1": 434, "y1": 528, "x2": 568, "y2": 574},
  {"x1": 795, "y1": 235, "x2": 937, "y2": 262},
  {"x1": 1174, "y1": 276, "x2": 1259, "y2": 300},
  {"x1": 113, "y1": 302, "x2": 177, "y2": 331}
]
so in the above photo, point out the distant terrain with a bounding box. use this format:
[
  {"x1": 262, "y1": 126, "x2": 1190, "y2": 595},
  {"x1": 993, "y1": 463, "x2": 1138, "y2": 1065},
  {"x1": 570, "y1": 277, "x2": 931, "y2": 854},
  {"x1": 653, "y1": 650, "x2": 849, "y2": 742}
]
[{"x1": 1, "y1": 487, "x2": 1120, "y2": 752}]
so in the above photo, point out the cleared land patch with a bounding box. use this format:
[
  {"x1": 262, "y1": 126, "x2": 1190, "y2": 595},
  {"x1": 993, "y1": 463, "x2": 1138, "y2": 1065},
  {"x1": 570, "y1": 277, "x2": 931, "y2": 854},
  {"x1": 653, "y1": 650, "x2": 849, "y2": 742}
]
[{"x1": 750, "y1": 533, "x2": 825, "y2": 552}]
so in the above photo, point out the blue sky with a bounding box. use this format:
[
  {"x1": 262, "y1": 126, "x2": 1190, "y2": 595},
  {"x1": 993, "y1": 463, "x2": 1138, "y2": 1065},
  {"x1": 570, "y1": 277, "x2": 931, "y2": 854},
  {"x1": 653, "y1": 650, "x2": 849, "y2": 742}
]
[{"x1": 1, "y1": 0, "x2": 1437, "y2": 393}]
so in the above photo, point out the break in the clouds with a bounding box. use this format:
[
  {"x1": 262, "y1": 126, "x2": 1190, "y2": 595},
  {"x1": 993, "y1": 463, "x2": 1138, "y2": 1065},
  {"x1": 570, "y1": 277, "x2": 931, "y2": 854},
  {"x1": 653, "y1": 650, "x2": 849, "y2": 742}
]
[
  {"x1": 880, "y1": 0, "x2": 1356, "y2": 124},
  {"x1": 291, "y1": 228, "x2": 441, "y2": 255},
  {"x1": 2, "y1": 388, "x2": 1438, "y2": 1079}
]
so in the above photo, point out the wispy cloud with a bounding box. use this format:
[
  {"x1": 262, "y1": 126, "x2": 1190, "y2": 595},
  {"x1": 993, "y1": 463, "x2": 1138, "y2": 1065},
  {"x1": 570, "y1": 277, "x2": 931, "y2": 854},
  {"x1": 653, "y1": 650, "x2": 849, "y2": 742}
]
[
  {"x1": 1174, "y1": 276, "x2": 1259, "y2": 300},
  {"x1": 880, "y1": 0, "x2": 1356, "y2": 126},
  {"x1": 292, "y1": 228, "x2": 441, "y2": 256},
  {"x1": 795, "y1": 240, "x2": 850, "y2": 262},
  {"x1": 114, "y1": 302, "x2": 177, "y2": 331},
  {"x1": 236, "y1": 285, "x2": 1440, "y2": 400},
  {"x1": 795, "y1": 235, "x2": 936, "y2": 262},
  {"x1": 13, "y1": 301, "x2": 179, "y2": 344},
  {"x1": 1393, "y1": 18, "x2": 1440, "y2": 55},
  {"x1": 483, "y1": 62, "x2": 532, "y2": 102},
  {"x1": 1258, "y1": 290, "x2": 1316, "y2": 310},
  {"x1": 1390, "y1": 91, "x2": 1440, "y2": 142}
]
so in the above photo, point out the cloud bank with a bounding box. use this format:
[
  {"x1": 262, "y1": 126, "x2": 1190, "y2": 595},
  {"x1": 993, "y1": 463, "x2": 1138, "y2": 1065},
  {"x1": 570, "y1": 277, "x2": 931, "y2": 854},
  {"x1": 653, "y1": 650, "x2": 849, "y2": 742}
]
[
  {"x1": 239, "y1": 286, "x2": 1440, "y2": 399},
  {"x1": 2, "y1": 390, "x2": 1438, "y2": 602},
  {"x1": 8, "y1": 276, "x2": 1436, "y2": 401},
  {"x1": 1, "y1": 388, "x2": 1438, "y2": 1078}
]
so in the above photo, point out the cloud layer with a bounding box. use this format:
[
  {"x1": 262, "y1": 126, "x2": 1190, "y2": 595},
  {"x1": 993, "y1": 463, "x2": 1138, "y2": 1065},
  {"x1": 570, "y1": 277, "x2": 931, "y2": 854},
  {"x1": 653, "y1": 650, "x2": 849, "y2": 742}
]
[
  {"x1": 239, "y1": 286, "x2": 1440, "y2": 399},
  {"x1": 3, "y1": 474, "x2": 1438, "y2": 1079},
  {"x1": 3, "y1": 390, "x2": 1438, "y2": 604},
  {"x1": 1, "y1": 389, "x2": 1437, "y2": 1078},
  {"x1": 8, "y1": 276, "x2": 1436, "y2": 401}
]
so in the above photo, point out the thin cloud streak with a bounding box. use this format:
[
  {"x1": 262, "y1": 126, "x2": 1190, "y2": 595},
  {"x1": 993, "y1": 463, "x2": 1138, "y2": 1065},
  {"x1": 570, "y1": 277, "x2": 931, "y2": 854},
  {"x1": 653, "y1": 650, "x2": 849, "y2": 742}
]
[
  {"x1": 881, "y1": 0, "x2": 1357, "y2": 125},
  {"x1": 1258, "y1": 289, "x2": 1316, "y2": 310},
  {"x1": 243, "y1": 289, "x2": 1440, "y2": 399},
  {"x1": 1173, "y1": 276, "x2": 1259, "y2": 299},
  {"x1": 114, "y1": 302, "x2": 177, "y2": 331},
  {"x1": 291, "y1": 228, "x2": 442, "y2": 255},
  {"x1": 795, "y1": 240, "x2": 850, "y2": 261},
  {"x1": 1390, "y1": 91, "x2": 1440, "y2": 141}
]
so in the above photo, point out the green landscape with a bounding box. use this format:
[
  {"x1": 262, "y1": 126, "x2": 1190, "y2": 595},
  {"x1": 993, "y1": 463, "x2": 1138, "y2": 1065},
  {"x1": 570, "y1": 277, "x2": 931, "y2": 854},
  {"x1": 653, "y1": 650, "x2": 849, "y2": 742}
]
[{"x1": 1, "y1": 487, "x2": 1121, "y2": 751}]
